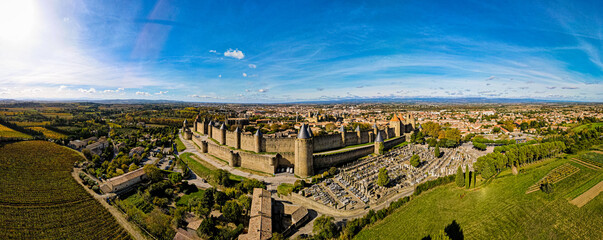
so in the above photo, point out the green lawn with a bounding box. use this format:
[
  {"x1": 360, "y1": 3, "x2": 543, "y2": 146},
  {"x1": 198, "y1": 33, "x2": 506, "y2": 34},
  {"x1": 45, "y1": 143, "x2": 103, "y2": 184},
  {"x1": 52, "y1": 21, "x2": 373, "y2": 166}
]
[
  {"x1": 176, "y1": 189, "x2": 205, "y2": 206},
  {"x1": 179, "y1": 152, "x2": 245, "y2": 184},
  {"x1": 355, "y1": 156, "x2": 603, "y2": 240},
  {"x1": 277, "y1": 183, "x2": 294, "y2": 196},
  {"x1": 175, "y1": 137, "x2": 186, "y2": 152},
  {"x1": 180, "y1": 152, "x2": 216, "y2": 179}
]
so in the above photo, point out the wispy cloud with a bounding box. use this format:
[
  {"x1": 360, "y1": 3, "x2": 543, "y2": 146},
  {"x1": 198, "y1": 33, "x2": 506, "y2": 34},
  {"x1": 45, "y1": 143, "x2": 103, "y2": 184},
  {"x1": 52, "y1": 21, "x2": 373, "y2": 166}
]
[
  {"x1": 136, "y1": 91, "x2": 151, "y2": 96},
  {"x1": 78, "y1": 88, "x2": 96, "y2": 93}
]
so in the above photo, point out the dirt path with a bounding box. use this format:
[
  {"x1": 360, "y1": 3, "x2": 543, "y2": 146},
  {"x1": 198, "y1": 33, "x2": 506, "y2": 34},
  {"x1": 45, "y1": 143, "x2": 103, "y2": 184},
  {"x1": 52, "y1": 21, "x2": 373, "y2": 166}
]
[
  {"x1": 570, "y1": 180, "x2": 603, "y2": 208},
  {"x1": 71, "y1": 169, "x2": 149, "y2": 240}
]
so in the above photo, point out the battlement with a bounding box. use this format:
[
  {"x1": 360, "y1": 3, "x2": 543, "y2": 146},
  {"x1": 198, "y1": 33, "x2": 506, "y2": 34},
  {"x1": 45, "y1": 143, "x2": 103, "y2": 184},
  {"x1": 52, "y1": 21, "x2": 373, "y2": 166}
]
[{"x1": 190, "y1": 116, "x2": 416, "y2": 177}]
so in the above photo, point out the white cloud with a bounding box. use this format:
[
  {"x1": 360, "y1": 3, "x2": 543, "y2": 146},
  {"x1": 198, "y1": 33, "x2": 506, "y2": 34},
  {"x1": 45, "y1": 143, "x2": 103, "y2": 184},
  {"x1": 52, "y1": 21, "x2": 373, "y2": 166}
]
[
  {"x1": 242, "y1": 73, "x2": 247, "y2": 77},
  {"x1": 58, "y1": 85, "x2": 68, "y2": 91},
  {"x1": 155, "y1": 91, "x2": 168, "y2": 95},
  {"x1": 218, "y1": 74, "x2": 222, "y2": 78},
  {"x1": 248, "y1": 64, "x2": 256, "y2": 69},
  {"x1": 209, "y1": 50, "x2": 217, "y2": 53},
  {"x1": 103, "y1": 87, "x2": 124, "y2": 93},
  {"x1": 258, "y1": 88, "x2": 268, "y2": 93},
  {"x1": 136, "y1": 91, "x2": 151, "y2": 96},
  {"x1": 78, "y1": 88, "x2": 96, "y2": 93},
  {"x1": 224, "y1": 49, "x2": 244, "y2": 59}
]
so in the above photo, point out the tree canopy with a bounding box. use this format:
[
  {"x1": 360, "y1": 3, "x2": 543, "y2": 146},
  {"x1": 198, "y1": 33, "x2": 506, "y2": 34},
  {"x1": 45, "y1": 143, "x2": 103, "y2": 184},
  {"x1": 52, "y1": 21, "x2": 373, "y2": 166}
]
[{"x1": 377, "y1": 167, "x2": 390, "y2": 187}]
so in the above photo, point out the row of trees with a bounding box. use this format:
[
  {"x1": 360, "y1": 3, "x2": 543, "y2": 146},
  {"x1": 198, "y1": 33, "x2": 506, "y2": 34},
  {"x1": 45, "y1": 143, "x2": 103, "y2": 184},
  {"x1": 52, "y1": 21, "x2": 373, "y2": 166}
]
[
  {"x1": 455, "y1": 165, "x2": 476, "y2": 189},
  {"x1": 473, "y1": 141, "x2": 567, "y2": 179}
]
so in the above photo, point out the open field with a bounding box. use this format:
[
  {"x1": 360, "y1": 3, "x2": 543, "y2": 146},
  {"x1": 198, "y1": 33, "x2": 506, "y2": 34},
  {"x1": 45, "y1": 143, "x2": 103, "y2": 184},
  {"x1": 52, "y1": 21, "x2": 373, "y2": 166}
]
[
  {"x1": 0, "y1": 123, "x2": 32, "y2": 139},
  {"x1": 0, "y1": 141, "x2": 130, "y2": 239},
  {"x1": 355, "y1": 155, "x2": 603, "y2": 240}
]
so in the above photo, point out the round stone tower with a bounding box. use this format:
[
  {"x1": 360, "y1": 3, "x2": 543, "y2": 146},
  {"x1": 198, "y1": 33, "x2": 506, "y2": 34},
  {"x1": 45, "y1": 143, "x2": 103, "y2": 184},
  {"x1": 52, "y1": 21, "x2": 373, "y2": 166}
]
[
  {"x1": 234, "y1": 127, "x2": 241, "y2": 149},
  {"x1": 374, "y1": 131, "x2": 384, "y2": 155},
  {"x1": 254, "y1": 129, "x2": 263, "y2": 153},
  {"x1": 220, "y1": 123, "x2": 226, "y2": 145},
  {"x1": 295, "y1": 124, "x2": 314, "y2": 177},
  {"x1": 208, "y1": 120, "x2": 213, "y2": 137}
]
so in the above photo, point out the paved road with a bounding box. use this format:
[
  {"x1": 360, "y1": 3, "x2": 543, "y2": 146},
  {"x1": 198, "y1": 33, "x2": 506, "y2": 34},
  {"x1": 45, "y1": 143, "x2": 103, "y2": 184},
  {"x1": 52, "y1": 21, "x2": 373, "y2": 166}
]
[
  {"x1": 71, "y1": 169, "x2": 149, "y2": 240},
  {"x1": 178, "y1": 132, "x2": 298, "y2": 190}
]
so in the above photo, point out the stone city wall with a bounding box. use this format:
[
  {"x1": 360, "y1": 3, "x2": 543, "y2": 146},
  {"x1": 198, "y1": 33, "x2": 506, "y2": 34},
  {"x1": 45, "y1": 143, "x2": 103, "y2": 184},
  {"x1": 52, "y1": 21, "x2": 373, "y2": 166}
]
[
  {"x1": 344, "y1": 132, "x2": 360, "y2": 146},
  {"x1": 313, "y1": 134, "x2": 343, "y2": 152},
  {"x1": 384, "y1": 136, "x2": 406, "y2": 149},
  {"x1": 313, "y1": 144, "x2": 374, "y2": 169},
  {"x1": 238, "y1": 151, "x2": 277, "y2": 174},
  {"x1": 359, "y1": 130, "x2": 371, "y2": 143},
  {"x1": 279, "y1": 152, "x2": 295, "y2": 167},
  {"x1": 264, "y1": 137, "x2": 295, "y2": 153},
  {"x1": 206, "y1": 141, "x2": 232, "y2": 162},
  {"x1": 210, "y1": 125, "x2": 220, "y2": 140},
  {"x1": 240, "y1": 134, "x2": 256, "y2": 152},
  {"x1": 225, "y1": 130, "x2": 237, "y2": 147}
]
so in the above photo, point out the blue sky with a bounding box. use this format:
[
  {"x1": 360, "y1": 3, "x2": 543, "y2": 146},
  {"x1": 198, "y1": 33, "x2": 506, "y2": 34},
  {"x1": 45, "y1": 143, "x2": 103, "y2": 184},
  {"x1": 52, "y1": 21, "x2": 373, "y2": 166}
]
[{"x1": 0, "y1": 0, "x2": 601, "y2": 102}]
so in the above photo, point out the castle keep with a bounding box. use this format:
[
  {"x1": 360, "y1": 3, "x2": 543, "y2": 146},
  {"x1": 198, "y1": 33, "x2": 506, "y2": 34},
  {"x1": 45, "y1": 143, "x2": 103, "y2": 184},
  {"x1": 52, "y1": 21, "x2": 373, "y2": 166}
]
[{"x1": 187, "y1": 113, "x2": 417, "y2": 177}]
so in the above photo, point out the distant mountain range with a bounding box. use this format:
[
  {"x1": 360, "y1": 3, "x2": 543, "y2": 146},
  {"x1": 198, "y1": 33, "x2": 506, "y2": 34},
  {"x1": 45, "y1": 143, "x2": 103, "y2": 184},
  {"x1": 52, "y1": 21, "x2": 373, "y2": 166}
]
[{"x1": 0, "y1": 97, "x2": 597, "y2": 105}]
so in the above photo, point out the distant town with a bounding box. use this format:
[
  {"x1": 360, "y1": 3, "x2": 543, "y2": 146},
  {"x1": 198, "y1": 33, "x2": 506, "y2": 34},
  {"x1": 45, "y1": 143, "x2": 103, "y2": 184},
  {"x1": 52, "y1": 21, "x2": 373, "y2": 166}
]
[{"x1": 1, "y1": 101, "x2": 601, "y2": 239}]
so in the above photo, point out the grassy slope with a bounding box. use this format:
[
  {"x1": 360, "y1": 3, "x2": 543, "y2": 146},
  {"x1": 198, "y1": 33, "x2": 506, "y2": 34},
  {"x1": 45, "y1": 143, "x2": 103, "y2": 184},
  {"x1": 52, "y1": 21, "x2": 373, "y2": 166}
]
[
  {"x1": 355, "y1": 155, "x2": 603, "y2": 240},
  {"x1": 175, "y1": 137, "x2": 186, "y2": 152},
  {"x1": 0, "y1": 141, "x2": 130, "y2": 239},
  {"x1": 0, "y1": 123, "x2": 31, "y2": 139},
  {"x1": 180, "y1": 152, "x2": 245, "y2": 184}
]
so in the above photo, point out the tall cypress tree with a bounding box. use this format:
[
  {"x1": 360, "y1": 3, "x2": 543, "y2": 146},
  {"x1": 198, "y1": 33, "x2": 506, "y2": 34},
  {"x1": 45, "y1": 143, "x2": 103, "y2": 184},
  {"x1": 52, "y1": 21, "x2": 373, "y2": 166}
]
[
  {"x1": 465, "y1": 164, "x2": 471, "y2": 189},
  {"x1": 435, "y1": 145, "x2": 440, "y2": 158},
  {"x1": 455, "y1": 165, "x2": 465, "y2": 187},
  {"x1": 472, "y1": 169, "x2": 477, "y2": 188}
]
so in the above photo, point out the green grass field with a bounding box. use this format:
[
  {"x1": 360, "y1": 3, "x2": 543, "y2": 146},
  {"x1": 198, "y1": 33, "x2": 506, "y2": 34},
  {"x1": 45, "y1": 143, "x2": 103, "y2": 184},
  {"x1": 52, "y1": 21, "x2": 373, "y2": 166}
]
[
  {"x1": 179, "y1": 152, "x2": 245, "y2": 184},
  {"x1": 176, "y1": 189, "x2": 206, "y2": 206},
  {"x1": 174, "y1": 137, "x2": 186, "y2": 152},
  {"x1": 355, "y1": 154, "x2": 603, "y2": 239},
  {"x1": 277, "y1": 183, "x2": 294, "y2": 196}
]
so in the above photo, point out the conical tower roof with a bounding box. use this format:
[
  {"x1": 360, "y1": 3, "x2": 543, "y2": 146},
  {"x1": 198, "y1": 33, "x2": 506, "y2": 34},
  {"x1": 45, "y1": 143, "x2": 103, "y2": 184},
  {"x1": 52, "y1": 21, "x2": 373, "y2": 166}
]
[
  {"x1": 307, "y1": 125, "x2": 313, "y2": 138},
  {"x1": 375, "y1": 131, "x2": 384, "y2": 142},
  {"x1": 254, "y1": 129, "x2": 263, "y2": 136},
  {"x1": 355, "y1": 125, "x2": 361, "y2": 132},
  {"x1": 220, "y1": 123, "x2": 225, "y2": 130},
  {"x1": 390, "y1": 114, "x2": 400, "y2": 122},
  {"x1": 297, "y1": 124, "x2": 310, "y2": 139},
  {"x1": 340, "y1": 125, "x2": 346, "y2": 132}
]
